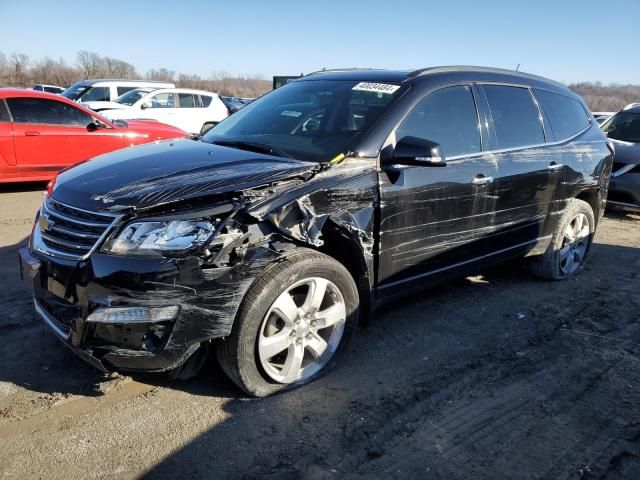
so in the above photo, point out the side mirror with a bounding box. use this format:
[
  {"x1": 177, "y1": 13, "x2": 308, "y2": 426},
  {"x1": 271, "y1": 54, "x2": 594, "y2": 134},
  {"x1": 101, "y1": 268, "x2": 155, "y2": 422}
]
[
  {"x1": 86, "y1": 121, "x2": 101, "y2": 132},
  {"x1": 391, "y1": 136, "x2": 446, "y2": 167},
  {"x1": 141, "y1": 102, "x2": 152, "y2": 110},
  {"x1": 199, "y1": 121, "x2": 218, "y2": 136}
]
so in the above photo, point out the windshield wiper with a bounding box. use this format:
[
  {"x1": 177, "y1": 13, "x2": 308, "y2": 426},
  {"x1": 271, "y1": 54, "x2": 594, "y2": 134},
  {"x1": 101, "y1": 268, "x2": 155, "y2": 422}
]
[{"x1": 211, "y1": 140, "x2": 292, "y2": 159}]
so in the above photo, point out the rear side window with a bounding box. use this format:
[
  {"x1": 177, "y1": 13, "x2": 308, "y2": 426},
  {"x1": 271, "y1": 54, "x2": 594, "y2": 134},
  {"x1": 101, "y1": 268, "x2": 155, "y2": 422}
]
[
  {"x1": 396, "y1": 85, "x2": 481, "y2": 157},
  {"x1": 534, "y1": 89, "x2": 590, "y2": 140},
  {"x1": 6, "y1": 98, "x2": 93, "y2": 126},
  {"x1": 178, "y1": 93, "x2": 196, "y2": 108},
  {"x1": 482, "y1": 85, "x2": 545, "y2": 149},
  {"x1": 199, "y1": 95, "x2": 212, "y2": 107},
  {"x1": 117, "y1": 86, "x2": 136, "y2": 97}
]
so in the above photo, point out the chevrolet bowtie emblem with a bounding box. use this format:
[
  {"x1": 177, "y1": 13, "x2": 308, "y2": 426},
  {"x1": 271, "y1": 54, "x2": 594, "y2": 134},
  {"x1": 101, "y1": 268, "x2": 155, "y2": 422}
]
[{"x1": 39, "y1": 214, "x2": 55, "y2": 232}]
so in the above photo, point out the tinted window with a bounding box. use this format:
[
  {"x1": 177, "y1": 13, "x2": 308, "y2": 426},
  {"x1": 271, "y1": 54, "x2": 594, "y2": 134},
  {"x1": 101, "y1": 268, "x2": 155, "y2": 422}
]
[
  {"x1": 43, "y1": 86, "x2": 62, "y2": 94},
  {"x1": 199, "y1": 95, "x2": 212, "y2": 107},
  {"x1": 203, "y1": 79, "x2": 404, "y2": 163},
  {"x1": 149, "y1": 92, "x2": 175, "y2": 108},
  {"x1": 6, "y1": 98, "x2": 93, "y2": 126},
  {"x1": 117, "y1": 86, "x2": 136, "y2": 97},
  {"x1": 78, "y1": 86, "x2": 110, "y2": 102},
  {"x1": 602, "y1": 112, "x2": 640, "y2": 143},
  {"x1": 396, "y1": 85, "x2": 481, "y2": 157},
  {"x1": 0, "y1": 101, "x2": 10, "y2": 122},
  {"x1": 534, "y1": 89, "x2": 590, "y2": 140},
  {"x1": 33, "y1": 85, "x2": 44, "y2": 91},
  {"x1": 178, "y1": 93, "x2": 196, "y2": 108},
  {"x1": 483, "y1": 85, "x2": 545, "y2": 149}
]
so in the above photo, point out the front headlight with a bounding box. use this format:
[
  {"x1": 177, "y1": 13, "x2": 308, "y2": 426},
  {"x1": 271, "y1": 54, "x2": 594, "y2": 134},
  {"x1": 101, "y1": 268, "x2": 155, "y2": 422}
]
[{"x1": 102, "y1": 219, "x2": 215, "y2": 256}]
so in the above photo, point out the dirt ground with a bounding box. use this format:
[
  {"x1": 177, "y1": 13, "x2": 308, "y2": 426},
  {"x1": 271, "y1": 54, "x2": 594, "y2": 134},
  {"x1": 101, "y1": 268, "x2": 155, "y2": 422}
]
[{"x1": 1, "y1": 183, "x2": 639, "y2": 480}]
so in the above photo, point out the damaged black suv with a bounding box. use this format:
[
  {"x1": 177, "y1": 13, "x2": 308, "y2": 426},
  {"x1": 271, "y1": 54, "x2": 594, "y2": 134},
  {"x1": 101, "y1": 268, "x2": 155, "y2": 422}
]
[{"x1": 20, "y1": 67, "x2": 613, "y2": 396}]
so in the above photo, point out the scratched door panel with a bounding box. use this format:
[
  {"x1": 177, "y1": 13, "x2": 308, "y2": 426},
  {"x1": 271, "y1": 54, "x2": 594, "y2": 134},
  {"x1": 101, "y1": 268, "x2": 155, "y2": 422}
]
[{"x1": 378, "y1": 153, "x2": 498, "y2": 286}]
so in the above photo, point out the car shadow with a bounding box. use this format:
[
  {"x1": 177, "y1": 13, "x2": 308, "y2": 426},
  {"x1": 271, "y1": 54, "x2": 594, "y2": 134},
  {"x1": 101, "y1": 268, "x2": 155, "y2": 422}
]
[
  {"x1": 0, "y1": 181, "x2": 48, "y2": 194},
  {"x1": 0, "y1": 234, "x2": 629, "y2": 401},
  {"x1": 604, "y1": 209, "x2": 640, "y2": 221}
]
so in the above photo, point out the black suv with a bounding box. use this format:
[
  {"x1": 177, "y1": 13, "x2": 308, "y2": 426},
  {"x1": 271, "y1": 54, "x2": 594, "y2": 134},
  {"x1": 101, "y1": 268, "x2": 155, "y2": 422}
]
[{"x1": 20, "y1": 67, "x2": 613, "y2": 396}]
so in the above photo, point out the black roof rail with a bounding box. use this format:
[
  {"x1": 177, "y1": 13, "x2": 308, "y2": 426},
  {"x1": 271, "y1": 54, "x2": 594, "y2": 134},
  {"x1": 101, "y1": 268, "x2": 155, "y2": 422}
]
[{"x1": 305, "y1": 68, "x2": 383, "y2": 77}]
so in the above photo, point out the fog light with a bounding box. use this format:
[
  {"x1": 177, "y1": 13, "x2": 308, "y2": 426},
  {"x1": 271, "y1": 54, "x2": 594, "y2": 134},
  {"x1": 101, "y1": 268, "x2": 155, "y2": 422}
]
[{"x1": 86, "y1": 306, "x2": 180, "y2": 324}]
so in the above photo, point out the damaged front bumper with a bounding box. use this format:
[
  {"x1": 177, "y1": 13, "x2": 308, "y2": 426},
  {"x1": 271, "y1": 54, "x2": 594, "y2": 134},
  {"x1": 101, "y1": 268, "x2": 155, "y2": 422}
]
[{"x1": 18, "y1": 244, "x2": 269, "y2": 373}]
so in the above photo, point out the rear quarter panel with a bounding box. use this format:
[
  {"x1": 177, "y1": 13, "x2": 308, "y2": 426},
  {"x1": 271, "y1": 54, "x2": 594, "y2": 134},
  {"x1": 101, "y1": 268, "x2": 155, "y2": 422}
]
[{"x1": 554, "y1": 124, "x2": 613, "y2": 219}]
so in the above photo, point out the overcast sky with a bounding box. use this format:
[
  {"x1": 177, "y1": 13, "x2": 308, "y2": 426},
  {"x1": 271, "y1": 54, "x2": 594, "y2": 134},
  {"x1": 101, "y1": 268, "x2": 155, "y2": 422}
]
[{"x1": 1, "y1": 0, "x2": 638, "y2": 84}]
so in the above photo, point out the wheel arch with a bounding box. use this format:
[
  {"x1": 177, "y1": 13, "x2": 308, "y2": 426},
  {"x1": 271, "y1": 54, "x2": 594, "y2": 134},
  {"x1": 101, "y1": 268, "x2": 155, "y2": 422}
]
[
  {"x1": 575, "y1": 188, "x2": 601, "y2": 224},
  {"x1": 317, "y1": 219, "x2": 373, "y2": 324}
]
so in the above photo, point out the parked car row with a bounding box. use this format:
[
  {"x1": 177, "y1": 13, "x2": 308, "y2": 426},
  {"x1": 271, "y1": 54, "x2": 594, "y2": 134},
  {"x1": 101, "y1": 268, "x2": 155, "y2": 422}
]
[
  {"x1": 62, "y1": 79, "x2": 176, "y2": 103},
  {"x1": 18, "y1": 66, "x2": 614, "y2": 396},
  {"x1": 93, "y1": 87, "x2": 230, "y2": 135},
  {"x1": 0, "y1": 89, "x2": 188, "y2": 182}
]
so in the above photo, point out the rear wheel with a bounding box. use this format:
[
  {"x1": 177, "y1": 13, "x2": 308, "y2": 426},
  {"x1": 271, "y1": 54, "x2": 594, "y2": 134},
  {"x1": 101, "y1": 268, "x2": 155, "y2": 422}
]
[
  {"x1": 530, "y1": 198, "x2": 595, "y2": 280},
  {"x1": 216, "y1": 248, "x2": 359, "y2": 397}
]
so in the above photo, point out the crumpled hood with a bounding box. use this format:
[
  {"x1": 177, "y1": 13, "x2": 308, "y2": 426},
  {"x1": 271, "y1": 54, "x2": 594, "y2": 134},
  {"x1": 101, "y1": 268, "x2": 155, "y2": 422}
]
[
  {"x1": 52, "y1": 138, "x2": 318, "y2": 212},
  {"x1": 610, "y1": 138, "x2": 640, "y2": 165}
]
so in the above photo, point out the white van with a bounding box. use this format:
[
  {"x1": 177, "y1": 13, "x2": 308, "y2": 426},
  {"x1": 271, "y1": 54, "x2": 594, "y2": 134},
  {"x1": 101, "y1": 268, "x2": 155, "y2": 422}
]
[
  {"x1": 100, "y1": 88, "x2": 229, "y2": 135},
  {"x1": 61, "y1": 79, "x2": 175, "y2": 104}
]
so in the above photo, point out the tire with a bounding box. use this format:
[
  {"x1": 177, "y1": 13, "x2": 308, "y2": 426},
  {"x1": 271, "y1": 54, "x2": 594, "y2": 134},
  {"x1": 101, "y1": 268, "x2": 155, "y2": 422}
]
[
  {"x1": 530, "y1": 198, "x2": 595, "y2": 280},
  {"x1": 216, "y1": 248, "x2": 359, "y2": 397}
]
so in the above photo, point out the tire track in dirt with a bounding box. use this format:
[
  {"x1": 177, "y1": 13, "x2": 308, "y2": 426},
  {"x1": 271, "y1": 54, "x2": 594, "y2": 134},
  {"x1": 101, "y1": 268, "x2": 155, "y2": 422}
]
[{"x1": 0, "y1": 378, "x2": 156, "y2": 438}]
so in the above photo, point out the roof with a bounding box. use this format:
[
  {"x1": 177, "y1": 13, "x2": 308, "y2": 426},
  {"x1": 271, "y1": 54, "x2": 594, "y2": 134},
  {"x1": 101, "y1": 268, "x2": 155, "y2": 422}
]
[
  {"x1": 0, "y1": 88, "x2": 72, "y2": 100},
  {"x1": 623, "y1": 103, "x2": 640, "y2": 113},
  {"x1": 69, "y1": 79, "x2": 175, "y2": 86},
  {"x1": 300, "y1": 65, "x2": 566, "y2": 89},
  {"x1": 149, "y1": 87, "x2": 219, "y2": 96}
]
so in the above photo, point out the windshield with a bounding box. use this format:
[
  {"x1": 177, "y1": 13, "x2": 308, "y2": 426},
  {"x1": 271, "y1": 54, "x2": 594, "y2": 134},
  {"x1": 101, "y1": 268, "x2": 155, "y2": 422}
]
[
  {"x1": 115, "y1": 89, "x2": 150, "y2": 106},
  {"x1": 62, "y1": 84, "x2": 89, "y2": 100},
  {"x1": 62, "y1": 84, "x2": 110, "y2": 102},
  {"x1": 202, "y1": 79, "x2": 405, "y2": 162},
  {"x1": 602, "y1": 112, "x2": 640, "y2": 142}
]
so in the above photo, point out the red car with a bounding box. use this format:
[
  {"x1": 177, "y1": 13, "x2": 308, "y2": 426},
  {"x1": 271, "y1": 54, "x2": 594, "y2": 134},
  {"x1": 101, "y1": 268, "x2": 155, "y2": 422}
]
[{"x1": 0, "y1": 89, "x2": 188, "y2": 183}]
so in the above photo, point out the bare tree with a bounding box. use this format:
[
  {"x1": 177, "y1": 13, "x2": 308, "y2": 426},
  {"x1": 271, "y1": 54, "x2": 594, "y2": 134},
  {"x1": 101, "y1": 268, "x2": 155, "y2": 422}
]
[
  {"x1": 0, "y1": 49, "x2": 271, "y2": 96},
  {"x1": 10, "y1": 53, "x2": 31, "y2": 86},
  {"x1": 569, "y1": 82, "x2": 640, "y2": 112},
  {"x1": 146, "y1": 68, "x2": 176, "y2": 82}
]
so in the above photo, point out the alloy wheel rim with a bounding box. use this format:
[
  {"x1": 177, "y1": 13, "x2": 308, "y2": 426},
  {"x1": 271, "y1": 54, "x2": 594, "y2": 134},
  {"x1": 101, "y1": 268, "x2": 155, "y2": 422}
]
[
  {"x1": 559, "y1": 213, "x2": 590, "y2": 274},
  {"x1": 258, "y1": 277, "x2": 346, "y2": 384}
]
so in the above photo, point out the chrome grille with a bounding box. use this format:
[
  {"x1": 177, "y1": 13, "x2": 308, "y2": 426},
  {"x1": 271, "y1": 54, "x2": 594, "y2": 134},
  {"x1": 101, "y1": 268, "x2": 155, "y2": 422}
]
[{"x1": 34, "y1": 197, "x2": 119, "y2": 261}]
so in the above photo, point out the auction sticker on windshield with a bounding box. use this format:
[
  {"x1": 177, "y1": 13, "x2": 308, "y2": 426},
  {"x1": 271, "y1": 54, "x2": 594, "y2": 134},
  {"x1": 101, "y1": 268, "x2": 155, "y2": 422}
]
[{"x1": 352, "y1": 82, "x2": 400, "y2": 94}]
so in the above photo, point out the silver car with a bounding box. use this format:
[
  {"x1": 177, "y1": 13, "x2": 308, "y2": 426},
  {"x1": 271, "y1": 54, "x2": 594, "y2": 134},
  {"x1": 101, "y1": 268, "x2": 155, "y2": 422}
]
[{"x1": 602, "y1": 104, "x2": 640, "y2": 212}]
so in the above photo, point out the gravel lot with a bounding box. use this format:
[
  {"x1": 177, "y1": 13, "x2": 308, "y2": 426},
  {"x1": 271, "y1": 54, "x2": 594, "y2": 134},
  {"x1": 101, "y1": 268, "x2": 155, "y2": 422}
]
[{"x1": 1, "y1": 183, "x2": 639, "y2": 480}]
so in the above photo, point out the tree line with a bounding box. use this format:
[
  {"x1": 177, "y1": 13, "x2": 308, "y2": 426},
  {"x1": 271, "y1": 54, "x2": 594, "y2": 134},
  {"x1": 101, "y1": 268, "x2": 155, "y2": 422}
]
[
  {"x1": 0, "y1": 50, "x2": 272, "y2": 98},
  {"x1": 568, "y1": 82, "x2": 640, "y2": 112},
  {"x1": 1, "y1": 50, "x2": 638, "y2": 109}
]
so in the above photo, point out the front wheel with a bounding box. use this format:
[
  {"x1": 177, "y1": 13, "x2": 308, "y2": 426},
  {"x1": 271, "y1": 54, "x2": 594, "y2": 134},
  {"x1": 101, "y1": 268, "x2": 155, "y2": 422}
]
[
  {"x1": 216, "y1": 248, "x2": 359, "y2": 397},
  {"x1": 530, "y1": 198, "x2": 595, "y2": 280}
]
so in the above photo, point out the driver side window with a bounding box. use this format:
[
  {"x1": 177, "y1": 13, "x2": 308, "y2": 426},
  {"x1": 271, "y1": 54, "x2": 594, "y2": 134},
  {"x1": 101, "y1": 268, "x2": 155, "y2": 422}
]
[
  {"x1": 396, "y1": 85, "x2": 481, "y2": 158},
  {"x1": 6, "y1": 98, "x2": 93, "y2": 126}
]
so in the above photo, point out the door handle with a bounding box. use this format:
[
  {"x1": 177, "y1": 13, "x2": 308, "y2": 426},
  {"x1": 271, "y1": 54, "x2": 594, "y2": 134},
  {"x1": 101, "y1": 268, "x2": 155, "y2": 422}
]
[
  {"x1": 24, "y1": 131, "x2": 40, "y2": 136},
  {"x1": 472, "y1": 175, "x2": 493, "y2": 186},
  {"x1": 548, "y1": 162, "x2": 563, "y2": 171}
]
